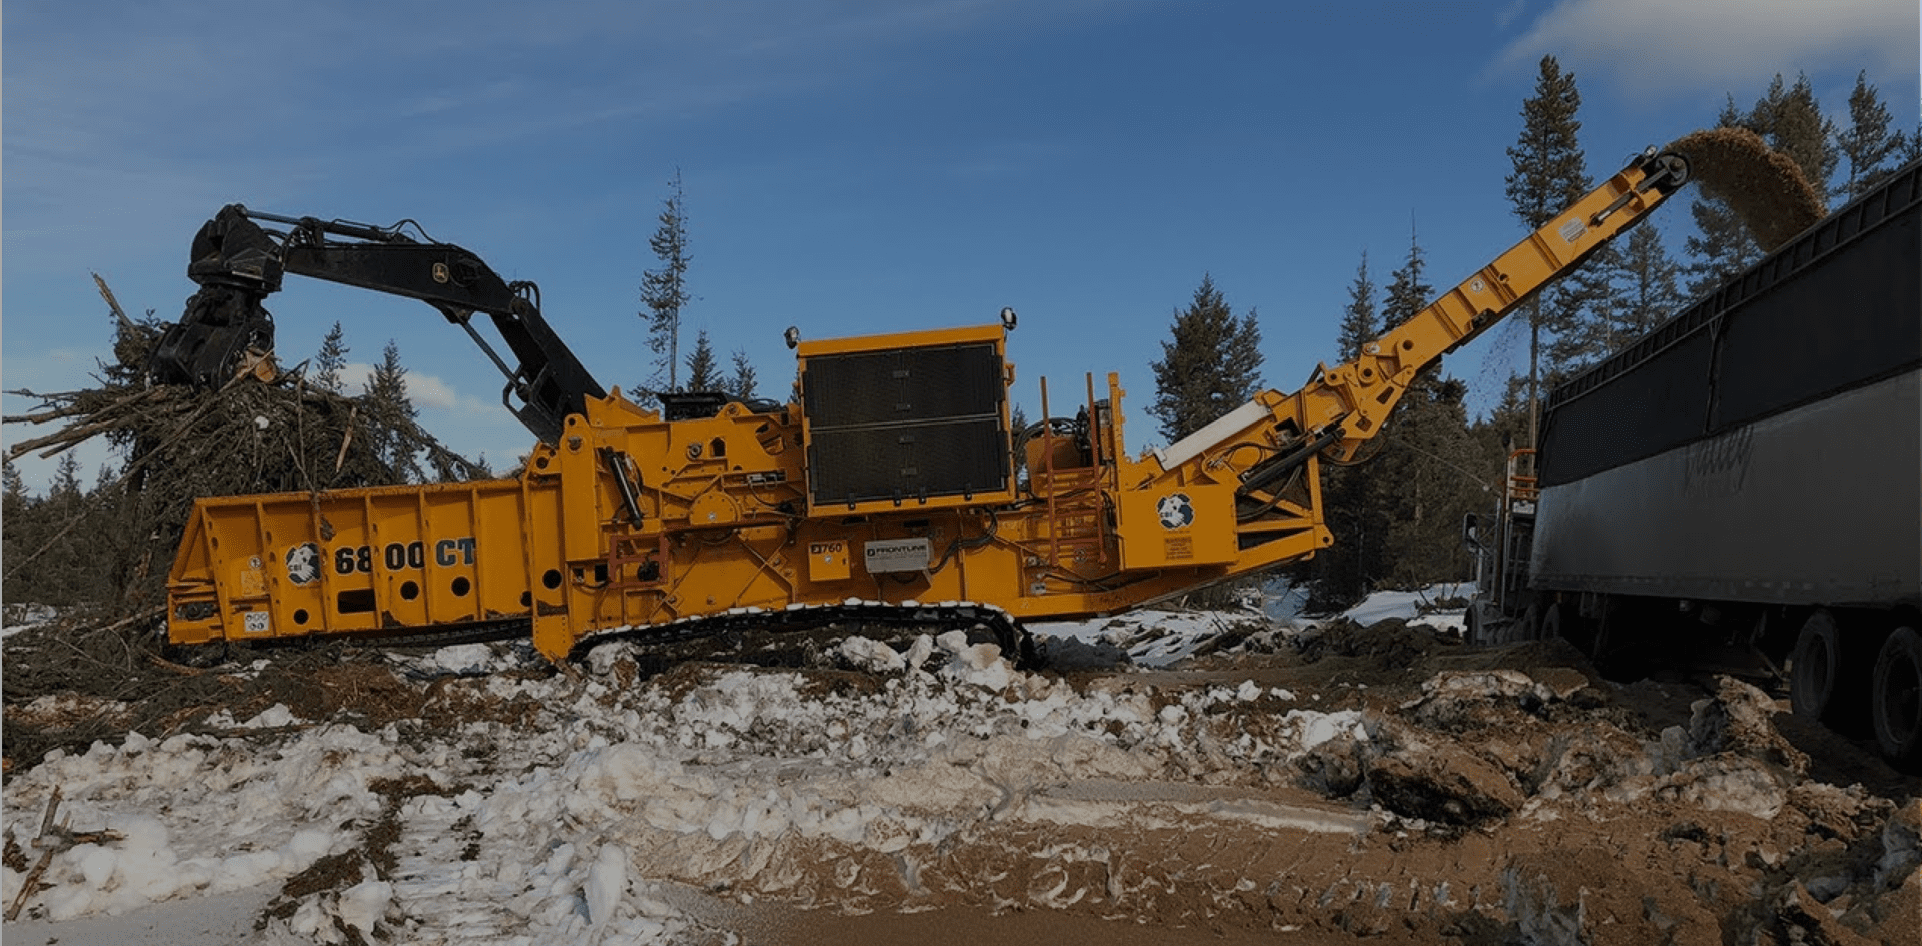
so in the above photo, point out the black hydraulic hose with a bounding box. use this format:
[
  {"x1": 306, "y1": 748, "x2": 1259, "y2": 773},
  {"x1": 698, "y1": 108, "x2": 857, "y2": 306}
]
[
  {"x1": 932, "y1": 506, "x2": 999, "y2": 574},
  {"x1": 1238, "y1": 422, "x2": 1346, "y2": 498}
]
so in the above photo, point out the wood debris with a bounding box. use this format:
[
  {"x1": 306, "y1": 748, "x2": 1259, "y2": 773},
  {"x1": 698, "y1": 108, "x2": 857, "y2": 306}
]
[
  {"x1": 4, "y1": 300, "x2": 492, "y2": 614},
  {"x1": 1668, "y1": 126, "x2": 1828, "y2": 253}
]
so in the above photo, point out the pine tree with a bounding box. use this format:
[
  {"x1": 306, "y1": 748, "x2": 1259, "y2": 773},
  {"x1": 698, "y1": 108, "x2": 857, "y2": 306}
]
[
  {"x1": 1381, "y1": 229, "x2": 1432, "y2": 332},
  {"x1": 2, "y1": 461, "x2": 26, "y2": 521},
  {"x1": 684, "y1": 328, "x2": 719, "y2": 391},
  {"x1": 1838, "y1": 70, "x2": 1904, "y2": 200},
  {"x1": 1146, "y1": 276, "x2": 1266, "y2": 612},
  {"x1": 1335, "y1": 252, "x2": 1378, "y2": 362},
  {"x1": 727, "y1": 349, "x2": 759, "y2": 400},
  {"x1": 1307, "y1": 233, "x2": 1488, "y2": 604},
  {"x1": 313, "y1": 321, "x2": 349, "y2": 393},
  {"x1": 1148, "y1": 274, "x2": 1264, "y2": 443},
  {"x1": 1379, "y1": 232, "x2": 1438, "y2": 412},
  {"x1": 1751, "y1": 73, "x2": 1838, "y2": 191},
  {"x1": 1684, "y1": 98, "x2": 1763, "y2": 295},
  {"x1": 0, "y1": 461, "x2": 33, "y2": 604},
  {"x1": 1537, "y1": 222, "x2": 1675, "y2": 392},
  {"x1": 1370, "y1": 236, "x2": 1483, "y2": 589},
  {"x1": 1306, "y1": 252, "x2": 1385, "y2": 610},
  {"x1": 1604, "y1": 222, "x2": 1684, "y2": 348},
  {"x1": 639, "y1": 170, "x2": 692, "y2": 396},
  {"x1": 1479, "y1": 377, "x2": 1535, "y2": 463},
  {"x1": 49, "y1": 453, "x2": 82, "y2": 501},
  {"x1": 1541, "y1": 239, "x2": 1622, "y2": 385},
  {"x1": 19, "y1": 453, "x2": 100, "y2": 605},
  {"x1": 1505, "y1": 55, "x2": 1592, "y2": 446},
  {"x1": 362, "y1": 340, "x2": 424, "y2": 483},
  {"x1": 1376, "y1": 376, "x2": 1484, "y2": 587}
]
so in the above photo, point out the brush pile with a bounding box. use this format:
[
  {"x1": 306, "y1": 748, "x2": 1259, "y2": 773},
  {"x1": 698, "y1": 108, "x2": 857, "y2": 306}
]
[{"x1": 3, "y1": 308, "x2": 489, "y2": 616}]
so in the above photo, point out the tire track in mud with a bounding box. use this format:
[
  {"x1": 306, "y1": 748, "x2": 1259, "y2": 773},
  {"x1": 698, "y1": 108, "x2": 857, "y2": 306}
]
[
  {"x1": 380, "y1": 788, "x2": 523, "y2": 945},
  {"x1": 715, "y1": 770, "x2": 1918, "y2": 945},
  {"x1": 7, "y1": 624, "x2": 1918, "y2": 945},
  {"x1": 623, "y1": 664, "x2": 1921, "y2": 946}
]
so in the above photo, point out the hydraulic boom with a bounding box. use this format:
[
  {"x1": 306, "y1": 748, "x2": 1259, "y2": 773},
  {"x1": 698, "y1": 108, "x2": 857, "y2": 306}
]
[{"x1": 149, "y1": 205, "x2": 605, "y2": 444}]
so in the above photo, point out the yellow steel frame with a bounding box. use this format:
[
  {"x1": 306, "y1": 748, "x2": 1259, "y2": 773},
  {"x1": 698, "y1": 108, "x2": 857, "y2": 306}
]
[{"x1": 166, "y1": 148, "x2": 1686, "y2": 660}]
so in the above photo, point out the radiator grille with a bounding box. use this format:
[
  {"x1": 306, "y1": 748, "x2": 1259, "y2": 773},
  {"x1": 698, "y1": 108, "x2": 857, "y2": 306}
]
[
  {"x1": 805, "y1": 344, "x2": 1003, "y2": 427},
  {"x1": 803, "y1": 342, "x2": 1009, "y2": 506}
]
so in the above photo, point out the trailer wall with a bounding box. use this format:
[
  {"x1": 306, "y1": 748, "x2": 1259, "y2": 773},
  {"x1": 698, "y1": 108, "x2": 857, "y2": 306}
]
[{"x1": 1531, "y1": 160, "x2": 1920, "y2": 608}]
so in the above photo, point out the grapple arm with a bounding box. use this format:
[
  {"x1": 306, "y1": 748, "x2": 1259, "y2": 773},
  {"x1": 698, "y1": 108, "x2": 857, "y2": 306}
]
[{"x1": 149, "y1": 204, "x2": 606, "y2": 445}]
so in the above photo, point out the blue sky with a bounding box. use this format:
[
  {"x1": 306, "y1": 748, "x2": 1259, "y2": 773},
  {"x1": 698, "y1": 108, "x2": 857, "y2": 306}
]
[{"x1": 5, "y1": 0, "x2": 1916, "y2": 491}]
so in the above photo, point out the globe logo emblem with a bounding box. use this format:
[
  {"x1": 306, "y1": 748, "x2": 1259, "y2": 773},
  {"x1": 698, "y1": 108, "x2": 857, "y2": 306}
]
[
  {"x1": 1156, "y1": 493, "x2": 1194, "y2": 529},
  {"x1": 285, "y1": 542, "x2": 322, "y2": 586}
]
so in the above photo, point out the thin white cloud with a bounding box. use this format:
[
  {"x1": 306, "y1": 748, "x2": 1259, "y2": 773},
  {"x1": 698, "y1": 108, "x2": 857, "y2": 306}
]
[
  {"x1": 1497, "y1": 0, "x2": 1918, "y2": 94},
  {"x1": 1494, "y1": 0, "x2": 1529, "y2": 30},
  {"x1": 400, "y1": 374, "x2": 467, "y2": 414},
  {"x1": 338, "y1": 364, "x2": 491, "y2": 416}
]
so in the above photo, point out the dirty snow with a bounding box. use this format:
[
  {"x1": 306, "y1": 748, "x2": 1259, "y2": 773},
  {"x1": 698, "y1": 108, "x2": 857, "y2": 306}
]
[
  {"x1": 4, "y1": 630, "x2": 1370, "y2": 942},
  {"x1": 4, "y1": 588, "x2": 1917, "y2": 945}
]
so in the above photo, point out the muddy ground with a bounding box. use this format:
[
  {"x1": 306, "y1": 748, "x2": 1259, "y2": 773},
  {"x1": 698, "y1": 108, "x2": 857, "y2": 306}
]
[{"x1": 3, "y1": 612, "x2": 1918, "y2": 945}]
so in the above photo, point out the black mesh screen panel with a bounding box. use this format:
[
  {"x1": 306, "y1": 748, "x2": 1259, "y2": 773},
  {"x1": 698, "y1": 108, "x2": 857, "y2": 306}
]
[
  {"x1": 1713, "y1": 211, "x2": 1920, "y2": 429},
  {"x1": 803, "y1": 342, "x2": 1010, "y2": 506},
  {"x1": 808, "y1": 419, "x2": 1009, "y2": 505},
  {"x1": 804, "y1": 345, "x2": 1003, "y2": 428},
  {"x1": 1538, "y1": 331, "x2": 1713, "y2": 487}
]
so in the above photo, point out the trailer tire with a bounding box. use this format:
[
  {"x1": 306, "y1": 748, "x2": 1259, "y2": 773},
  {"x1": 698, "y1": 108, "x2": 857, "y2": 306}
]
[
  {"x1": 1540, "y1": 600, "x2": 1596, "y2": 652},
  {"x1": 1588, "y1": 599, "x2": 1635, "y2": 680},
  {"x1": 1871, "y1": 626, "x2": 1922, "y2": 771},
  {"x1": 1791, "y1": 611, "x2": 1868, "y2": 732},
  {"x1": 1520, "y1": 603, "x2": 1544, "y2": 643}
]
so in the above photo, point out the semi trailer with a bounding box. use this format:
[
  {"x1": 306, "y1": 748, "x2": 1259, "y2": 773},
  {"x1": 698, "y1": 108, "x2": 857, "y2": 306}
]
[{"x1": 1466, "y1": 158, "x2": 1922, "y2": 767}]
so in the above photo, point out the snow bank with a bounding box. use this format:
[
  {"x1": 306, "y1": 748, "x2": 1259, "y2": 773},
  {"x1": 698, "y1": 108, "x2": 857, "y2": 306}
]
[
  {"x1": 4, "y1": 724, "x2": 392, "y2": 922},
  {"x1": 1030, "y1": 609, "x2": 1240, "y2": 667},
  {"x1": 2, "y1": 603, "x2": 57, "y2": 640},
  {"x1": 1028, "y1": 583, "x2": 1470, "y2": 669},
  {"x1": 1337, "y1": 585, "x2": 1468, "y2": 628},
  {"x1": 3, "y1": 635, "x2": 1378, "y2": 937}
]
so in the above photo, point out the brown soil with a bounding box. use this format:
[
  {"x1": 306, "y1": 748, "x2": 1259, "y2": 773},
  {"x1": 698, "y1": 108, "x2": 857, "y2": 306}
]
[{"x1": 5, "y1": 614, "x2": 1918, "y2": 944}]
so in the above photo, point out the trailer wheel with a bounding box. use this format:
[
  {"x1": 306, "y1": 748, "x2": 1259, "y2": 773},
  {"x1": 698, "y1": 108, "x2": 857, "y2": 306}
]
[
  {"x1": 1791, "y1": 611, "x2": 1868, "y2": 731},
  {"x1": 1871, "y1": 626, "x2": 1922, "y2": 770},
  {"x1": 1465, "y1": 598, "x2": 1507, "y2": 646},
  {"x1": 1587, "y1": 599, "x2": 1636, "y2": 680},
  {"x1": 1541, "y1": 601, "x2": 1596, "y2": 652},
  {"x1": 1540, "y1": 602, "x2": 1560, "y2": 640},
  {"x1": 1518, "y1": 604, "x2": 1540, "y2": 643}
]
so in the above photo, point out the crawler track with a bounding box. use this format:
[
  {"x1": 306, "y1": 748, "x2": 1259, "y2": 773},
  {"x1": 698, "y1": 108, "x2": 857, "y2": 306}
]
[
  {"x1": 191, "y1": 601, "x2": 1033, "y2": 667},
  {"x1": 569, "y1": 601, "x2": 1033, "y2": 665}
]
